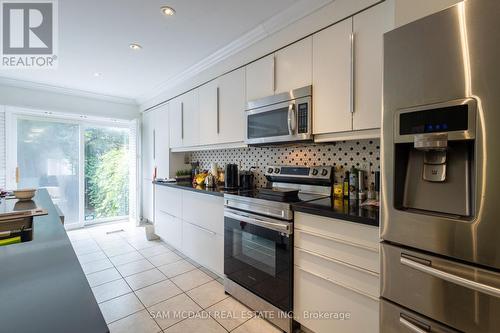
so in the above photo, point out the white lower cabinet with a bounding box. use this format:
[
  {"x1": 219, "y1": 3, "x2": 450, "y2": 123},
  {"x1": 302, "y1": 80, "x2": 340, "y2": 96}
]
[
  {"x1": 182, "y1": 191, "x2": 224, "y2": 235},
  {"x1": 154, "y1": 186, "x2": 224, "y2": 276},
  {"x1": 155, "y1": 210, "x2": 182, "y2": 250},
  {"x1": 182, "y1": 221, "x2": 223, "y2": 275},
  {"x1": 294, "y1": 212, "x2": 380, "y2": 333},
  {"x1": 294, "y1": 265, "x2": 379, "y2": 333}
]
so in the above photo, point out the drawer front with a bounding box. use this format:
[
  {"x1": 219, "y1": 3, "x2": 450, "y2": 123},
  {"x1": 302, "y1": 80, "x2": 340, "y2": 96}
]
[
  {"x1": 380, "y1": 299, "x2": 459, "y2": 333},
  {"x1": 381, "y1": 243, "x2": 500, "y2": 333},
  {"x1": 182, "y1": 191, "x2": 224, "y2": 234},
  {"x1": 295, "y1": 247, "x2": 379, "y2": 299},
  {"x1": 295, "y1": 212, "x2": 380, "y2": 250},
  {"x1": 156, "y1": 186, "x2": 182, "y2": 218},
  {"x1": 155, "y1": 210, "x2": 182, "y2": 250},
  {"x1": 182, "y1": 220, "x2": 223, "y2": 275},
  {"x1": 294, "y1": 265, "x2": 379, "y2": 333},
  {"x1": 295, "y1": 228, "x2": 379, "y2": 273}
]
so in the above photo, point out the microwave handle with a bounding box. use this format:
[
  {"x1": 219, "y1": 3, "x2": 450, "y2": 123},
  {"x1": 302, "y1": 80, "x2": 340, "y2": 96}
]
[{"x1": 288, "y1": 103, "x2": 296, "y2": 135}]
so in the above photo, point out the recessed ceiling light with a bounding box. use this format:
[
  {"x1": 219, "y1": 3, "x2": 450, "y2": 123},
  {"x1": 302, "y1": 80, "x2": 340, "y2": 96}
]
[
  {"x1": 129, "y1": 43, "x2": 142, "y2": 50},
  {"x1": 160, "y1": 6, "x2": 175, "y2": 16},
  {"x1": 93, "y1": 72, "x2": 102, "y2": 77}
]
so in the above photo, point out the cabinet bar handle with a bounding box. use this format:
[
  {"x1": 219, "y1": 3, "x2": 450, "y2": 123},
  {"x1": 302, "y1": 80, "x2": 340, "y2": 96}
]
[
  {"x1": 185, "y1": 220, "x2": 216, "y2": 236},
  {"x1": 153, "y1": 129, "x2": 156, "y2": 159},
  {"x1": 216, "y1": 86, "x2": 220, "y2": 134},
  {"x1": 181, "y1": 102, "x2": 184, "y2": 140},
  {"x1": 272, "y1": 55, "x2": 276, "y2": 93},
  {"x1": 350, "y1": 31, "x2": 355, "y2": 115}
]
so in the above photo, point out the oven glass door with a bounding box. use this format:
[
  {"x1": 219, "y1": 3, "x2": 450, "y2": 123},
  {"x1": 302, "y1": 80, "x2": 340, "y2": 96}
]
[
  {"x1": 247, "y1": 106, "x2": 291, "y2": 140},
  {"x1": 224, "y1": 214, "x2": 292, "y2": 311}
]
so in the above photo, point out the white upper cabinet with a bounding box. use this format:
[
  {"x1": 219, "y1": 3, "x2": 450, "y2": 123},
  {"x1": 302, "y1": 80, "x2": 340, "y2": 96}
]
[
  {"x1": 245, "y1": 54, "x2": 274, "y2": 102},
  {"x1": 153, "y1": 104, "x2": 170, "y2": 179},
  {"x1": 141, "y1": 110, "x2": 154, "y2": 180},
  {"x1": 312, "y1": 18, "x2": 353, "y2": 135},
  {"x1": 218, "y1": 68, "x2": 246, "y2": 143},
  {"x1": 181, "y1": 89, "x2": 200, "y2": 147},
  {"x1": 169, "y1": 96, "x2": 183, "y2": 148},
  {"x1": 275, "y1": 37, "x2": 313, "y2": 94},
  {"x1": 198, "y1": 80, "x2": 219, "y2": 145},
  {"x1": 353, "y1": 1, "x2": 394, "y2": 131}
]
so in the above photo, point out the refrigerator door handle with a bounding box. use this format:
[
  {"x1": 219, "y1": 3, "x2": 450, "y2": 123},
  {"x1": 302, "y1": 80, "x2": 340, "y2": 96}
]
[
  {"x1": 399, "y1": 316, "x2": 429, "y2": 333},
  {"x1": 400, "y1": 256, "x2": 500, "y2": 298}
]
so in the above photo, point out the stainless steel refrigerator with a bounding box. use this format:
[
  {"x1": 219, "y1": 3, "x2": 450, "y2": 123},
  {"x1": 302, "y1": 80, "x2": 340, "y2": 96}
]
[{"x1": 381, "y1": 0, "x2": 500, "y2": 331}]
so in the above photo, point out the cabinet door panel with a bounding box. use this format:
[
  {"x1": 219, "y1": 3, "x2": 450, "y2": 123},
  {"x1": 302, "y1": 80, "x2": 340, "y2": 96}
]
[
  {"x1": 218, "y1": 68, "x2": 245, "y2": 144},
  {"x1": 245, "y1": 54, "x2": 274, "y2": 102},
  {"x1": 181, "y1": 89, "x2": 200, "y2": 147},
  {"x1": 141, "y1": 111, "x2": 154, "y2": 179},
  {"x1": 312, "y1": 18, "x2": 353, "y2": 134},
  {"x1": 182, "y1": 221, "x2": 223, "y2": 275},
  {"x1": 198, "y1": 80, "x2": 218, "y2": 145},
  {"x1": 169, "y1": 97, "x2": 183, "y2": 148},
  {"x1": 142, "y1": 180, "x2": 153, "y2": 222},
  {"x1": 155, "y1": 210, "x2": 182, "y2": 250},
  {"x1": 275, "y1": 37, "x2": 312, "y2": 94},
  {"x1": 153, "y1": 105, "x2": 170, "y2": 179},
  {"x1": 353, "y1": 1, "x2": 393, "y2": 130}
]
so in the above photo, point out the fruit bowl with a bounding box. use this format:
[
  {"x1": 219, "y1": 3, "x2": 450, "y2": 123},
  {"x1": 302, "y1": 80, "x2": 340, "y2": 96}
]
[{"x1": 13, "y1": 189, "x2": 36, "y2": 201}]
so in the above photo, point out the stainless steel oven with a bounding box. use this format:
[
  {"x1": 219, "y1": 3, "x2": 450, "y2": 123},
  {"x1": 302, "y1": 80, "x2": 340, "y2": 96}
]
[
  {"x1": 224, "y1": 208, "x2": 292, "y2": 311},
  {"x1": 245, "y1": 86, "x2": 312, "y2": 145}
]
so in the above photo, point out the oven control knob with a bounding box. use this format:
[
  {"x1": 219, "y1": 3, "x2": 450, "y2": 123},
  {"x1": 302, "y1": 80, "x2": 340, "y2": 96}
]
[
  {"x1": 274, "y1": 168, "x2": 281, "y2": 174},
  {"x1": 312, "y1": 169, "x2": 319, "y2": 176},
  {"x1": 321, "y1": 169, "x2": 329, "y2": 176},
  {"x1": 267, "y1": 168, "x2": 273, "y2": 174}
]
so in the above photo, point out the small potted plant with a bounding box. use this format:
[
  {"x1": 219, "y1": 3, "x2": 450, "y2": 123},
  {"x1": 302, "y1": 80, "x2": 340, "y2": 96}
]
[{"x1": 175, "y1": 169, "x2": 192, "y2": 183}]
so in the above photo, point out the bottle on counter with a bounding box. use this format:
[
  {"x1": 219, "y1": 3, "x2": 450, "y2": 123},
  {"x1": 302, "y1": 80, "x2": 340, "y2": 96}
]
[
  {"x1": 343, "y1": 171, "x2": 350, "y2": 198},
  {"x1": 358, "y1": 169, "x2": 366, "y2": 201},
  {"x1": 349, "y1": 167, "x2": 358, "y2": 200},
  {"x1": 375, "y1": 171, "x2": 380, "y2": 201}
]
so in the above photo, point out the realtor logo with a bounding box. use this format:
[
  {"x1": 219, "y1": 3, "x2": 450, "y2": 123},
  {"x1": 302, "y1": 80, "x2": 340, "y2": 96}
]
[{"x1": 1, "y1": 0, "x2": 58, "y2": 68}]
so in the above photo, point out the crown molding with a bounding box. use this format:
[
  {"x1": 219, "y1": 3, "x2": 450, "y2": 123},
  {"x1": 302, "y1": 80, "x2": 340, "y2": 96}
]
[
  {"x1": 137, "y1": 0, "x2": 334, "y2": 105},
  {"x1": 0, "y1": 76, "x2": 138, "y2": 106}
]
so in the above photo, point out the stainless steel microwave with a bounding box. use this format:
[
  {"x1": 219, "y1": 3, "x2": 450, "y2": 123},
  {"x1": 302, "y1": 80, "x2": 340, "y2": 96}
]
[{"x1": 245, "y1": 85, "x2": 312, "y2": 145}]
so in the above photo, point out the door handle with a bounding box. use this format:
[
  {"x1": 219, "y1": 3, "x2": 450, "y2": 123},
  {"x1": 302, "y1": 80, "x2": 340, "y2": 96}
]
[
  {"x1": 399, "y1": 316, "x2": 430, "y2": 333},
  {"x1": 287, "y1": 103, "x2": 296, "y2": 135},
  {"x1": 184, "y1": 221, "x2": 216, "y2": 236},
  {"x1": 400, "y1": 256, "x2": 500, "y2": 298},
  {"x1": 350, "y1": 31, "x2": 355, "y2": 115},
  {"x1": 181, "y1": 102, "x2": 184, "y2": 140},
  {"x1": 216, "y1": 86, "x2": 220, "y2": 134},
  {"x1": 15, "y1": 166, "x2": 20, "y2": 184},
  {"x1": 225, "y1": 210, "x2": 291, "y2": 234}
]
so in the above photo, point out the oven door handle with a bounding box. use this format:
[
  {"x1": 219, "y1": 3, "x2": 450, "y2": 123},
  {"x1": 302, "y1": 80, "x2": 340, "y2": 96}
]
[{"x1": 224, "y1": 210, "x2": 292, "y2": 234}]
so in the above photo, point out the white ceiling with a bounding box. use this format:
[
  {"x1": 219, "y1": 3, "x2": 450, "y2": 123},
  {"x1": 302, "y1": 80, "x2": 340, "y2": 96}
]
[{"x1": 0, "y1": 0, "x2": 300, "y2": 103}]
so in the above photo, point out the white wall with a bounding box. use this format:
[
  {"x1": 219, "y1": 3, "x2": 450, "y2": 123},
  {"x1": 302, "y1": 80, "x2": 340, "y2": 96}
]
[{"x1": 0, "y1": 83, "x2": 139, "y2": 120}]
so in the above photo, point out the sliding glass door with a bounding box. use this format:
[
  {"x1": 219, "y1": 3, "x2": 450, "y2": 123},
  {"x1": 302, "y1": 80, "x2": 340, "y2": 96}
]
[
  {"x1": 10, "y1": 113, "x2": 134, "y2": 227},
  {"x1": 84, "y1": 127, "x2": 130, "y2": 224},
  {"x1": 17, "y1": 118, "x2": 80, "y2": 224}
]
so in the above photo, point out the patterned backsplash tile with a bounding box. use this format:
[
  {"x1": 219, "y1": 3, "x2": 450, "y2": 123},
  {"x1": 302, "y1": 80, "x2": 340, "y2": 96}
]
[{"x1": 189, "y1": 139, "x2": 380, "y2": 189}]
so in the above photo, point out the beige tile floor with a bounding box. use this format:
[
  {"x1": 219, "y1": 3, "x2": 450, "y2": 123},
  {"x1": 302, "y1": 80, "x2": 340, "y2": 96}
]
[{"x1": 68, "y1": 222, "x2": 283, "y2": 333}]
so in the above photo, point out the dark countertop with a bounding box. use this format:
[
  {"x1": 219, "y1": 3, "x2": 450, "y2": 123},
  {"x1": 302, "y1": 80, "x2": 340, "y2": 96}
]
[
  {"x1": 292, "y1": 197, "x2": 379, "y2": 227},
  {"x1": 154, "y1": 180, "x2": 232, "y2": 197},
  {"x1": 0, "y1": 189, "x2": 108, "y2": 333}
]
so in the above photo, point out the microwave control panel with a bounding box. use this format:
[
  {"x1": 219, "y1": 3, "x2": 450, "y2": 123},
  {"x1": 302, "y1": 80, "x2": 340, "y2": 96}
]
[{"x1": 297, "y1": 103, "x2": 309, "y2": 134}]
